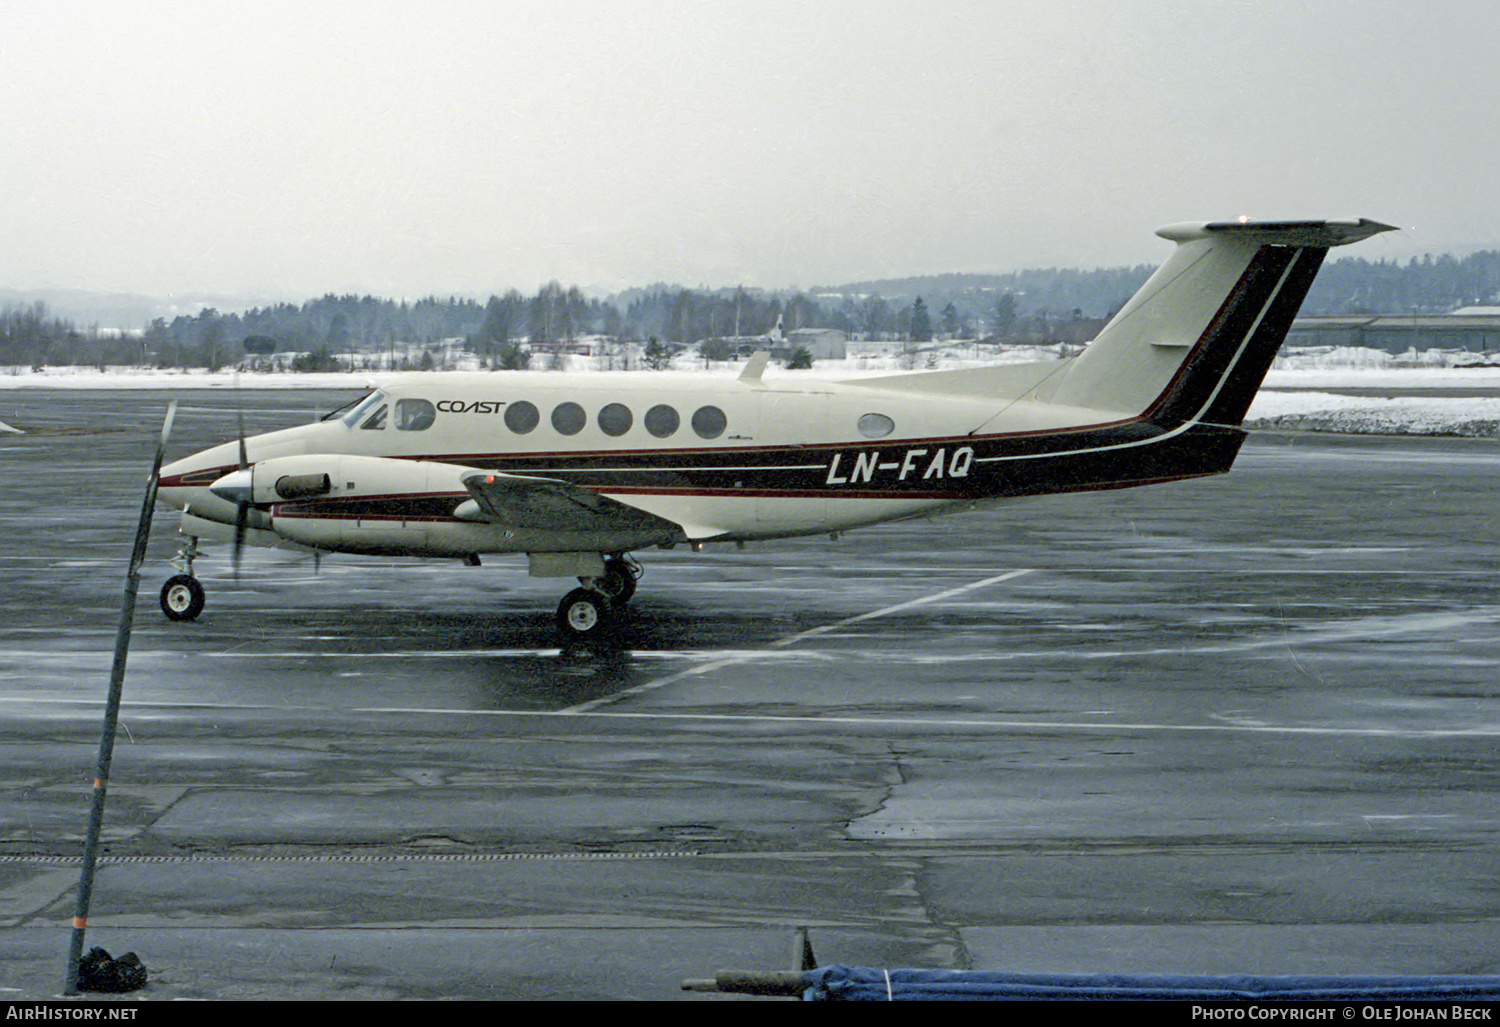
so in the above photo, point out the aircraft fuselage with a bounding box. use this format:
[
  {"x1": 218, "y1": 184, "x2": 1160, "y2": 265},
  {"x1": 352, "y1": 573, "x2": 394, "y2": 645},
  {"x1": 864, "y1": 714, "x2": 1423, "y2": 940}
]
[
  {"x1": 157, "y1": 367, "x2": 1235, "y2": 559},
  {"x1": 150, "y1": 219, "x2": 1398, "y2": 637}
]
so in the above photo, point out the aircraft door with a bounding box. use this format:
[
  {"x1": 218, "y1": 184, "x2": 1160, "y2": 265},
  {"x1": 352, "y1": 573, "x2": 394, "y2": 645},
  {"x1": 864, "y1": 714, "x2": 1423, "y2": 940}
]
[{"x1": 755, "y1": 391, "x2": 829, "y2": 530}]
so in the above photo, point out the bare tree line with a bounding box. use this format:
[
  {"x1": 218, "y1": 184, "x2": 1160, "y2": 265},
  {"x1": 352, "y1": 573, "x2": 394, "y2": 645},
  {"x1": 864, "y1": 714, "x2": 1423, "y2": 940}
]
[{"x1": 6, "y1": 249, "x2": 1498, "y2": 371}]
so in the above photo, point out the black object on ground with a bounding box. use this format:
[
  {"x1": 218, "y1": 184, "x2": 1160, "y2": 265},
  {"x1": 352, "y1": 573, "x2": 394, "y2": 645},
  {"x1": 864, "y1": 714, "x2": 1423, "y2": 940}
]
[{"x1": 76, "y1": 947, "x2": 148, "y2": 993}]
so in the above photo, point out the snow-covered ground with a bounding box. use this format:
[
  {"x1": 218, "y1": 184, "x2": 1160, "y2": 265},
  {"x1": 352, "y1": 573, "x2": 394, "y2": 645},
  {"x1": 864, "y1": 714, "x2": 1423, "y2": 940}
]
[
  {"x1": 3, "y1": 345, "x2": 1500, "y2": 438},
  {"x1": 1246, "y1": 391, "x2": 1500, "y2": 436}
]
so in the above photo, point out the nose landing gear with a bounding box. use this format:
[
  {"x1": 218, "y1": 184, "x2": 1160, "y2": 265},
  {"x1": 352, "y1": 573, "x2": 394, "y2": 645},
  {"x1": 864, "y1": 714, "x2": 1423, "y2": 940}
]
[{"x1": 160, "y1": 535, "x2": 205, "y2": 622}]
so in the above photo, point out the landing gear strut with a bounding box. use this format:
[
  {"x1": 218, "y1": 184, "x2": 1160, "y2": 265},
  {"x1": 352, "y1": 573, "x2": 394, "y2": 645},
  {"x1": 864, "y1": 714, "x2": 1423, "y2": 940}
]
[
  {"x1": 160, "y1": 535, "x2": 206, "y2": 621},
  {"x1": 591, "y1": 555, "x2": 640, "y2": 605}
]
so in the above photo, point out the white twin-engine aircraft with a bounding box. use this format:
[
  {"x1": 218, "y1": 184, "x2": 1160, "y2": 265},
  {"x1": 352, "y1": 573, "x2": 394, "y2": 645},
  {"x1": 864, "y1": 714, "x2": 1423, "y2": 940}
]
[{"x1": 155, "y1": 218, "x2": 1393, "y2": 640}]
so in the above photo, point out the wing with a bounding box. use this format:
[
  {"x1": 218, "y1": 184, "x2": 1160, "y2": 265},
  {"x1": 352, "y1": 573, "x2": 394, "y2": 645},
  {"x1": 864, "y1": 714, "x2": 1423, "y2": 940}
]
[{"x1": 458, "y1": 471, "x2": 700, "y2": 543}]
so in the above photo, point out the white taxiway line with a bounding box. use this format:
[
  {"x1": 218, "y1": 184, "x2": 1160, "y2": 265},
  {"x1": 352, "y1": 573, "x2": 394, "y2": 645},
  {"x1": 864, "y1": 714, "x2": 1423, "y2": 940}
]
[
  {"x1": 5, "y1": 695, "x2": 1498, "y2": 739},
  {"x1": 559, "y1": 568, "x2": 1036, "y2": 714}
]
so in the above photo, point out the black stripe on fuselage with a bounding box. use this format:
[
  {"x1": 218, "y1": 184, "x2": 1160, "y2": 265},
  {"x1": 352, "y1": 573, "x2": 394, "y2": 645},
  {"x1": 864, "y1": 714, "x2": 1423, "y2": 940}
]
[
  {"x1": 179, "y1": 419, "x2": 1226, "y2": 521},
  {"x1": 267, "y1": 420, "x2": 1246, "y2": 521},
  {"x1": 275, "y1": 494, "x2": 467, "y2": 521},
  {"x1": 374, "y1": 246, "x2": 1316, "y2": 503}
]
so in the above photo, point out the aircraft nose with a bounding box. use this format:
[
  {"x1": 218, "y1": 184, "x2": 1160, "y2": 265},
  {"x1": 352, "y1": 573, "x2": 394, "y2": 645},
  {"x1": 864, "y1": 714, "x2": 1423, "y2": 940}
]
[{"x1": 209, "y1": 468, "x2": 253, "y2": 504}]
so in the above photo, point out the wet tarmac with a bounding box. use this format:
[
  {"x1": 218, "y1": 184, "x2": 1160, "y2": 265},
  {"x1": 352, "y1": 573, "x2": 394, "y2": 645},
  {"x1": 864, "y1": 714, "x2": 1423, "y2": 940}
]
[{"x1": 1, "y1": 389, "x2": 1499, "y2": 1000}]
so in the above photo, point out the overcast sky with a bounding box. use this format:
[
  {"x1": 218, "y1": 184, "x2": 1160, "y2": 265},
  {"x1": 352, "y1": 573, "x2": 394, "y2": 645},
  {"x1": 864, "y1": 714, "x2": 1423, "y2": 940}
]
[{"x1": 3, "y1": 0, "x2": 1495, "y2": 300}]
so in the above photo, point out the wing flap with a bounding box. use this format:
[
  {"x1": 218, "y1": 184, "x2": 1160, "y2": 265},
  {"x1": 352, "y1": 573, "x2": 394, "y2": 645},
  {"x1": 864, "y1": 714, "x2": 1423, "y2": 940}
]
[{"x1": 460, "y1": 471, "x2": 683, "y2": 537}]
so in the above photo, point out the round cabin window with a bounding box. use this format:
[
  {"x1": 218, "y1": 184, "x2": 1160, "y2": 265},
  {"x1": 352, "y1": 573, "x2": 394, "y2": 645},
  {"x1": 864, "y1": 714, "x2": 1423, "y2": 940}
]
[
  {"x1": 504, "y1": 400, "x2": 539, "y2": 434},
  {"x1": 598, "y1": 402, "x2": 633, "y2": 437},
  {"x1": 644, "y1": 404, "x2": 680, "y2": 438},
  {"x1": 551, "y1": 401, "x2": 586, "y2": 436},
  {"x1": 691, "y1": 405, "x2": 727, "y2": 439},
  {"x1": 858, "y1": 413, "x2": 895, "y2": 438}
]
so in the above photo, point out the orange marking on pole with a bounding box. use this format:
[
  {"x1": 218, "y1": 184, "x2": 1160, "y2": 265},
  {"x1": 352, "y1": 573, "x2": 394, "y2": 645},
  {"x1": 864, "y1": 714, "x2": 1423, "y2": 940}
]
[{"x1": 72, "y1": 916, "x2": 87, "y2": 929}]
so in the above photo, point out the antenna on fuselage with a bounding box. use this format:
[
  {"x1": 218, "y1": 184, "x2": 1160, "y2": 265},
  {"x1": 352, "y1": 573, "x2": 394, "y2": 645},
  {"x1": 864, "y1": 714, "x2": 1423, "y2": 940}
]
[{"x1": 739, "y1": 351, "x2": 770, "y2": 383}]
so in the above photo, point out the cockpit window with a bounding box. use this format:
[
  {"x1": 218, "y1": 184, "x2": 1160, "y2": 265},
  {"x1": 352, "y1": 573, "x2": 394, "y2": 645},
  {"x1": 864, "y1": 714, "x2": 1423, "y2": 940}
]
[
  {"x1": 342, "y1": 390, "x2": 387, "y2": 428},
  {"x1": 395, "y1": 398, "x2": 436, "y2": 431},
  {"x1": 360, "y1": 404, "x2": 388, "y2": 430}
]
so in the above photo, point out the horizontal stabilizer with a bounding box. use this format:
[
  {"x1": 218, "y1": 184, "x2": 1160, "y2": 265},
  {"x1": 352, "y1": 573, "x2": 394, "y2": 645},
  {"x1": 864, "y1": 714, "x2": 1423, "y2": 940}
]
[{"x1": 1158, "y1": 218, "x2": 1399, "y2": 247}]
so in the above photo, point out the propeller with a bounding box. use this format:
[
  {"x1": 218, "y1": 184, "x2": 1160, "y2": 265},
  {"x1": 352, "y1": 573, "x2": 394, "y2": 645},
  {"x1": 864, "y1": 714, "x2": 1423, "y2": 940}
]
[
  {"x1": 133, "y1": 401, "x2": 177, "y2": 573},
  {"x1": 233, "y1": 406, "x2": 249, "y2": 579},
  {"x1": 207, "y1": 383, "x2": 254, "y2": 579},
  {"x1": 65, "y1": 400, "x2": 176, "y2": 994}
]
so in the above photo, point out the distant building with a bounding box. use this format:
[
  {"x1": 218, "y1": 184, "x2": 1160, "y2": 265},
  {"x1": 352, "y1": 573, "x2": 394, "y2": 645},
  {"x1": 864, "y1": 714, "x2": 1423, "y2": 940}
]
[
  {"x1": 784, "y1": 328, "x2": 847, "y2": 360},
  {"x1": 527, "y1": 339, "x2": 596, "y2": 356},
  {"x1": 721, "y1": 327, "x2": 848, "y2": 362},
  {"x1": 1288, "y1": 315, "x2": 1500, "y2": 354}
]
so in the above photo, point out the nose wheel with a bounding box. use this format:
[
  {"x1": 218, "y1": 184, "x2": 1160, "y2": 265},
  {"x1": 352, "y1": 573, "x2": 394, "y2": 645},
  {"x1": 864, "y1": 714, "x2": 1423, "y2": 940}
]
[
  {"x1": 160, "y1": 574, "x2": 205, "y2": 621},
  {"x1": 160, "y1": 534, "x2": 206, "y2": 621}
]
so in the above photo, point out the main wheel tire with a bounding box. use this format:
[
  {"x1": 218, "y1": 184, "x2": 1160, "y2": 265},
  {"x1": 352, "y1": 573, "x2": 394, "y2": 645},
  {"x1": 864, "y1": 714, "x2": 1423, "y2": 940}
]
[
  {"x1": 556, "y1": 588, "x2": 613, "y2": 640},
  {"x1": 597, "y1": 559, "x2": 638, "y2": 605},
  {"x1": 160, "y1": 574, "x2": 205, "y2": 621}
]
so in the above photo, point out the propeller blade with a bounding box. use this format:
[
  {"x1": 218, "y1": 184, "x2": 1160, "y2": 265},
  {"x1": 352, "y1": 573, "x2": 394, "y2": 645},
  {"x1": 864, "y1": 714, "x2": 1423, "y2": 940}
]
[
  {"x1": 67, "y1": 399, "x2": 177, "y2": 994},
  {"x1": 129, "y1": 401, "x2": 177, "y2": 575},
  {"x1": 232, "y1": 500, "x2": 248, "y2": 580},
  {"x1": 234, "y1": 375, "x2": 248, "y2": 578},
  {"x1": 237, "y1": 408, "x2": 248, "y2": 471}
]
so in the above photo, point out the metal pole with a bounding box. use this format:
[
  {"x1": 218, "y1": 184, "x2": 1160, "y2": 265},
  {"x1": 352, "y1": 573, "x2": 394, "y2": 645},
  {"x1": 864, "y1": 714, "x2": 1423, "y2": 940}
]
[{"x1": 63, "y1": 402, "x2": 175, "y2": 995}]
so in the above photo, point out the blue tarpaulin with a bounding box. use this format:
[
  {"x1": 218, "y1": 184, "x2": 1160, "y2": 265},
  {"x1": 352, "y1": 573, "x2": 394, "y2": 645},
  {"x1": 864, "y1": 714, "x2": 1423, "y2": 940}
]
[{"x1": 803, "y1": 966, "x2": 1500, "y2": 1001}]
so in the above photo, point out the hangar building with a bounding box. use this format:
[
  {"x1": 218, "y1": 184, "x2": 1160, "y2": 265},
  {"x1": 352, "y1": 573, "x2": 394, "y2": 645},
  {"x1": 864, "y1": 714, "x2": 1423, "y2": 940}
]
[{"x1": 1287, "y1": 314, "x2": 1500, "y2": 355}]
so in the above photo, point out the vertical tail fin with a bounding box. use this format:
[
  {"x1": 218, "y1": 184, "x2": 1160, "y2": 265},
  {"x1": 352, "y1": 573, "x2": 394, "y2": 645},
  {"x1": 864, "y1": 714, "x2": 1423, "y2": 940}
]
[{"x1": 1047, "y1": 219, "x2": 1396, "y2": 425}]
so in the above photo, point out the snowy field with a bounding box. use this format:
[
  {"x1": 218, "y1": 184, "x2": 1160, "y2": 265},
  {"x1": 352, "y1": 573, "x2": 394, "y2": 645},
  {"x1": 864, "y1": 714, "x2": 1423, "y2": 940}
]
[
  {"x1": 3, "y1": 345, "x2": 1500, "y2": 438},
  {"x1": 1245, "y1": 390, "x2": 1500, "y2": 436}
]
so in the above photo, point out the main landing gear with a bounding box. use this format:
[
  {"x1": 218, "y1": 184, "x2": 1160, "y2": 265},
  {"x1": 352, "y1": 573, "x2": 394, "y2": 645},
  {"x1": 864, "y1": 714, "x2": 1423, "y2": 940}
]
[
  {"x1": 555, "y1": 555, "x2": 641, "y2": 641},
  {"x1": 154, "y1": 536, "x2": 644, "y2": 641},
  {"x1": 160, "y1": 535, "x2": 206, "y2": 621}
]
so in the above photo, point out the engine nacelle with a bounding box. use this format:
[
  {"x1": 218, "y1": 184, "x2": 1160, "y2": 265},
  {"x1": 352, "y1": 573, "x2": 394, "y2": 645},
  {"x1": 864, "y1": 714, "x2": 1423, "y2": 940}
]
[
  {"x1": 245, "y1": 454, "x2": 482, "y2": 556},
  {"x1": 235, "y1": 453, "x2": 468, "y2": 506}
]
